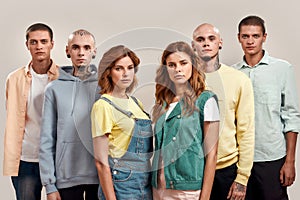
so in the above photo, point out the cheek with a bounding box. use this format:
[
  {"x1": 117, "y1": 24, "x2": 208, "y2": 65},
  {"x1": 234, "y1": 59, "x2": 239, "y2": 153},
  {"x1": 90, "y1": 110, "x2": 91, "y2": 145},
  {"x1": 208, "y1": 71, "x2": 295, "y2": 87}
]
[{"x1": 185, "y1": 65, "x2": 193, "y2": 79}]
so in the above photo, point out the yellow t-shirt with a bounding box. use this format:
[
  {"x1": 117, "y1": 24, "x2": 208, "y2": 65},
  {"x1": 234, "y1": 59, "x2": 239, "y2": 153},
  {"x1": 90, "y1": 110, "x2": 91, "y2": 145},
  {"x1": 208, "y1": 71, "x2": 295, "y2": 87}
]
[{"x1": 91, "y1": 94, "x2": 150, "y2": 158}]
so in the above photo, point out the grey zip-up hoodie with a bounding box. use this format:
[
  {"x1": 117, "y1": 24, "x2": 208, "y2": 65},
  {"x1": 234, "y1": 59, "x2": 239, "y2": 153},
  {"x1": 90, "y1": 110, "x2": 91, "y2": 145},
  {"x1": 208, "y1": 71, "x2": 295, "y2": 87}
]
[{"x1": 40, "y1": 65, "x2": 100, "y2": 194}]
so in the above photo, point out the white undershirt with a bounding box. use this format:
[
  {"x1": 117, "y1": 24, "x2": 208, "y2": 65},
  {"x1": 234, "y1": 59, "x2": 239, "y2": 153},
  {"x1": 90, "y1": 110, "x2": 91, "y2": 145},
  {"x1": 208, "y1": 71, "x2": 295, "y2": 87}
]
[
  {"x1": 21, "y1": 67, "x2": 49, "y2": 162},
  {"x1": 165, "y1": 97, "x2": 219, "y2": 121}
]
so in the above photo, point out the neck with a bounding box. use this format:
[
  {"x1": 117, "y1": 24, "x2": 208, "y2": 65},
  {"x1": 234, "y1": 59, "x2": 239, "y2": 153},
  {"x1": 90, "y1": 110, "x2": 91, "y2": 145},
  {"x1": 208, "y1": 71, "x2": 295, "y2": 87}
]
[
  {"x1": 109, "y1": 88, "x2": 128, "y2": 99},
  {"x1": 73, "y1": 65, "x2": 91, "y2": 80},
  {"x1": 31, "y1": 59, "x2": 52, "y2": 74},
  {"x1": 174, "y1": 84, "x2": 187, "y2": 100},
  {"x1": 201, "y1": 56, "x2": 220, "y2": 73},
  {"x1": 244, "y1": 50, "x2": 264, "y2": 67}
]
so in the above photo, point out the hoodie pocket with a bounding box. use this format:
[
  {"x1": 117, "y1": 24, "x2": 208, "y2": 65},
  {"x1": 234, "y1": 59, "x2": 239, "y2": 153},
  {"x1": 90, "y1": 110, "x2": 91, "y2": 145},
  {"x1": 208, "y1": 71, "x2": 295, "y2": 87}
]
[{"x1": 56, "y1": 141, "x2": 97, "y2": 179}]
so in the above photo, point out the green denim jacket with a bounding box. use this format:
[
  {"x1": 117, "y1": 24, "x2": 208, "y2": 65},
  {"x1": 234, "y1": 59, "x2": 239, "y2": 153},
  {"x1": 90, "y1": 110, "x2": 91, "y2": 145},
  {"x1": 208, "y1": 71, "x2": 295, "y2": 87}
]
[{"x1": 151, "y1": 90, "x2": 217, "y2": 190}]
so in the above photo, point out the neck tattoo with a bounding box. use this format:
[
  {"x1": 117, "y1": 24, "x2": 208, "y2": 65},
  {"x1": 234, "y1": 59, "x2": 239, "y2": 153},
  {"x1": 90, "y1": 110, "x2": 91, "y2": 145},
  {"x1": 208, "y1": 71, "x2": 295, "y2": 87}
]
[{"x1": 74, "y1": 65, "x2": 92, "y2": 80}]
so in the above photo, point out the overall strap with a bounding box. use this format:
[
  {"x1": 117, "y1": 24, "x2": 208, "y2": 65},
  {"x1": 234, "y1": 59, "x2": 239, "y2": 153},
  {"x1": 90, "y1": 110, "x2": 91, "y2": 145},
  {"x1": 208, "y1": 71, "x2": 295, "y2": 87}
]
[
  {"x1": 100, "y1": 96, "x2": 133, "y2": 118},
  {"x1": 130, "y1": 96, "x2": 151, "y2": 119}
]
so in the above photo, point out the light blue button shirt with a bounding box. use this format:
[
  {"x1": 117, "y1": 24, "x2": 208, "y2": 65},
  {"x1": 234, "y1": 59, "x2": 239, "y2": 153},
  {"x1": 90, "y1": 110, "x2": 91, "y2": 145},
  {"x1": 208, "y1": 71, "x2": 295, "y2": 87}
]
[{"x1": 232, "y1": 51, "x2": 300, "y2": 162}]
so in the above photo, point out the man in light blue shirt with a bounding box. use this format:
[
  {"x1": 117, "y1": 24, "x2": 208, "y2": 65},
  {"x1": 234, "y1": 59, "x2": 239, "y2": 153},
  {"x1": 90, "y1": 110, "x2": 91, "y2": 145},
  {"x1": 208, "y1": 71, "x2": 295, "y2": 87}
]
[{"x1": 233, "y1": 15, "x2": 300, "y2": 200}]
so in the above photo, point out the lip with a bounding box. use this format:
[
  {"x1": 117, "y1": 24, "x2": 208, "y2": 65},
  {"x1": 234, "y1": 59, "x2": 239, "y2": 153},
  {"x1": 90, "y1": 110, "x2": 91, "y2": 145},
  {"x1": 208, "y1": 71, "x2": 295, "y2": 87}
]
[
  {"x1": 246, "y1": 46, "x2": 255, "y2": 50},
  {"x1": 174, "y1": 75, "x2": 184, "y2": 79},
  {"x1": 35, "y1": 52, "x2": 45, "y2": 54},
  {"x1": 121, "y1": 79, "x2": 131, "y2": 83}
]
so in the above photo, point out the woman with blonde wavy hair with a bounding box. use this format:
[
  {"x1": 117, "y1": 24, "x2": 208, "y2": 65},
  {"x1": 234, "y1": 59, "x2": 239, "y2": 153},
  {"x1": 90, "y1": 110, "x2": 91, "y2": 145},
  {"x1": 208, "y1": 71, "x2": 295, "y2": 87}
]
[
  {"x1": 91, "y1": 45, "x2": 153, "y2": 200},
  {"x1": 151, "y1": 41, "x2": 220, "y2": 200}
]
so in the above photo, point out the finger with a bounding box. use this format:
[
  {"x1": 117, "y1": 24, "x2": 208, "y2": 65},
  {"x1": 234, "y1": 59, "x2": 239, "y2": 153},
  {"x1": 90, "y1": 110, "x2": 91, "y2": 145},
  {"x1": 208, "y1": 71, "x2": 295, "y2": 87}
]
[
  {"x1": 279, "y1": 170, "x2": 284, "y2": 184},
  {"x1": 227, "y1": 188, "x2": 233, "y2": 199}
]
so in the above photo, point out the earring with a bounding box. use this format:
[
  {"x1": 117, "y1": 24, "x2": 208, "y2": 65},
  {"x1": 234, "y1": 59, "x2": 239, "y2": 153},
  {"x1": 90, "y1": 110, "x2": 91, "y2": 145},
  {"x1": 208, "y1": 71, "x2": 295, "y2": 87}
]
[
  {"x1": 67, "y1": 54, "x2": 71, "y2": 58},
  {"x1": 219, "y1": 46, "x2": 222, "y2": 50},
  {"x1": 92, "y1": 55, "x2": 96, "y2": 59}
]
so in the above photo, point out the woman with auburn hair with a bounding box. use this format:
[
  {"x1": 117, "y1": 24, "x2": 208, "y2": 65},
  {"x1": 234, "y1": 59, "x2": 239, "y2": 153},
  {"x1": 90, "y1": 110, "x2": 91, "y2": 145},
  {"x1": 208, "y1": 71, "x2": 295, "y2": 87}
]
[
  {"x1": 91, "y1": 45, "x2": 153, "y2": 200},
  {"x1": 151, "y1": 41, "x2": 220, "y2": 200}
]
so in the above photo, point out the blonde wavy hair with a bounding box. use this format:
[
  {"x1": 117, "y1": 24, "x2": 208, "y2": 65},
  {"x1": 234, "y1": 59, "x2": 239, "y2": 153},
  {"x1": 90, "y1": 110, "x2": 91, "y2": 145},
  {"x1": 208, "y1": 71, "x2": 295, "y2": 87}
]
[{"x1": 152, "y1": 41, "x2": 206, "y2": 122}]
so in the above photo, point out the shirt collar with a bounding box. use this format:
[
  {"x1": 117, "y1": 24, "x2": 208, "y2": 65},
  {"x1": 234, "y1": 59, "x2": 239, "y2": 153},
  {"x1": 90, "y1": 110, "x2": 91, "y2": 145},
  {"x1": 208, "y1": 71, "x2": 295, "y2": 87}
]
[
  {"x1": 24, "y1": 59, "x2": 57, "y2": 76},
  {"x1": 239, "y1": 50, "x2": 269, "y2": 69}
]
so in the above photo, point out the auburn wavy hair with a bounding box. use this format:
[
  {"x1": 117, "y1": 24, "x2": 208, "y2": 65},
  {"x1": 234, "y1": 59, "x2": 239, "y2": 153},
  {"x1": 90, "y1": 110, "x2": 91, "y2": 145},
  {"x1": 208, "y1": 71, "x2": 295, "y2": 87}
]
[
  {"x1": 98, "y1": 45, "x2": 140, "y2": 94},
  {"x1": 152, "y1": 41, "x2": 206, "y2": 122}
]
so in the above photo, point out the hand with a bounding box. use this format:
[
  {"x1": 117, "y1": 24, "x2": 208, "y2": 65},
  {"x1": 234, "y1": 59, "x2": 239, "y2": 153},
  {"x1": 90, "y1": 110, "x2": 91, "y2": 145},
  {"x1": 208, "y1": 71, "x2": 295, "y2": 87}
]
[
  {"x1": 280, "y1": 160, "x2": 296, "y2": 186},
  {"x1": 47, "y1": 191, "x2": 61, "y2": 200},
  {"x1": 227, "y1": 181, "x2": 246, "y2": 200}
]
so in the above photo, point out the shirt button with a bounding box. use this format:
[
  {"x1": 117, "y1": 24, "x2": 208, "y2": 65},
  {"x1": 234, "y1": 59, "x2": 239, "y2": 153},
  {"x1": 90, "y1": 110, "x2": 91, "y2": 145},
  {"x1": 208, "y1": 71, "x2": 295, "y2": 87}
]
[
  {"x1": 171, "y1": 159, "x2": 175, "y2": 163},
  {"x1": 113, "y1": 159, "x2": 118, "y2": 163},
  {"x1": 172, "y1": 137, "x2": 176, "y2": 141},
  {"x1": 177, "y1": 115, "x2": 181, "y2": 118},
  {"x1": 170, "y1": 181, "x2": 173, "y2": 184}
]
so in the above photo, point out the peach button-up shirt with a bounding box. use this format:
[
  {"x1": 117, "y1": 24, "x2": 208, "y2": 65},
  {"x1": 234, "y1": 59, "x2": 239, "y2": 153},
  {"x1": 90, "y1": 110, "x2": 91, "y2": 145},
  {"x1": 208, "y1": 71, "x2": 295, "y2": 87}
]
[{"x1": 3, "y1": 61, "x2": 59, "y2": 176}]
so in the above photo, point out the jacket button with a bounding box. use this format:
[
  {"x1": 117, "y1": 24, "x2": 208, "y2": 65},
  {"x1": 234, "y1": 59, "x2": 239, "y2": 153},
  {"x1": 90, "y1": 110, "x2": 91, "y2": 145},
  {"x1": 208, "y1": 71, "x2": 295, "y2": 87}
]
[
  {"x1": 171, "y1": 159, "x2": 175, "y2": 163},
  {"x1": 113, "y1": 170, "x2": 118, "y2": 175},
  {"x1": 172, "y1": 137, "x2": 176, "y2": 141},
  {"x1": 177, "y1": 115, "x2": 181, "y2": 118},
  {"x1": 113, "y1": 159, "x2": 118, "y2": 163},
  {"x1": 170, "y1": 181, "x2": 173, "y2": 184}
]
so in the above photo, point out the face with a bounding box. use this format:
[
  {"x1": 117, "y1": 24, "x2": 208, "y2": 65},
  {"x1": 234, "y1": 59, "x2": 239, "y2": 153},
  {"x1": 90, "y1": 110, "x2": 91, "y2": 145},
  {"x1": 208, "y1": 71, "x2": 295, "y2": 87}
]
[
  {"x1": 166, "y1": 51, "x2": 193, "y2": 86},
  {"x1": 26, "y1": 30, "x2": 53, "y2": 61},
  {"x1": 111, "y1": 56, "x2": 135, "y2": 91},
  {"x1": 238, "y1": 25, "x2": 266, "y2": 56},
  {"x1": 192, "y1": 24, "x2": 222, "y2": 61},
  {"x1": 66, "y1": 34, "x2": 96, "y2": 67}
]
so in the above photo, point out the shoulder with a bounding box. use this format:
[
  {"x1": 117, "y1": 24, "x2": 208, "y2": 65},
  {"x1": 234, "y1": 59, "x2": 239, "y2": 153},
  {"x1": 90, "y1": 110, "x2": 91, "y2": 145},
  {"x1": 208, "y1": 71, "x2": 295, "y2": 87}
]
[
  {"x1": 268, "y1": 56, "x2": 292, "y2": 69},
  {"x1": 197, "y1": 90, "x2": 218, "y2": 105},
  {"x1": 220, "y1": 64, "x2": 248, "y2": 77},
  {"x1": 6, "y1": 66, "x2": 26, "y2": 81}
]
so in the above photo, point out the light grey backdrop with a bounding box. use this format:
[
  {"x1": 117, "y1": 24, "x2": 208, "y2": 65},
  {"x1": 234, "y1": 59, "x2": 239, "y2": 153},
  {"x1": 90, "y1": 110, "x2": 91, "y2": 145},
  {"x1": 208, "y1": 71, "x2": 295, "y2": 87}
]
[{"x1": 1, "y1": 0, "x2": 299, "y2": 199}]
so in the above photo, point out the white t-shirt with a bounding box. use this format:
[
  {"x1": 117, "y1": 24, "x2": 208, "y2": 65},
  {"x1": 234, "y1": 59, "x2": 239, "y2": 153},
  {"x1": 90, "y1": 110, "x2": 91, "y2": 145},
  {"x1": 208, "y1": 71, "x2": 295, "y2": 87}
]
[
  {"x1": 165, "y1": 97, "x2": 219, "y2": 121},
  {"x1": 21, "y1": 67, "x2": 49, "y2": 162}
]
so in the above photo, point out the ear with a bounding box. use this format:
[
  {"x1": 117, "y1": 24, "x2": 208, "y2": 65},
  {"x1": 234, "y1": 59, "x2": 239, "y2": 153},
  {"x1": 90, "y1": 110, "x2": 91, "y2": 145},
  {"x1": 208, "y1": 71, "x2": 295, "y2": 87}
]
[
  {"x1": 50, "y1": 40, "x2": 54, "y2": 50},
  {"x1": 92, "y1": 47, "x2": 97, "y2": 59},
  {"x1": 219, "y1": 38, "x2": 223, "y2": 50},
  {"x1": 25, "y1": 41, "x2": 29, "y2": 50},
  {"x1": 191, "y1": 41, "x2": 196, "y2": 51},
  {"x1": 262, "y1": 33, "x2": 267, "y2": 43},
  {"x1": 237, "y1": 33, "x2": 241, "y2": 43},
  {"x1": 65, "y1": 45, "x2": 70, "y2": 58}
]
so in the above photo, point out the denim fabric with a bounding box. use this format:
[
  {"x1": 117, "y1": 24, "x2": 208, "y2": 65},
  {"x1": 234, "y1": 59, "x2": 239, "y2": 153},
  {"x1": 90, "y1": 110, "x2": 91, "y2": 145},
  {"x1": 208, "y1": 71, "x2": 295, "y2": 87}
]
[
  {"x1": 98, "y1": 97, "x2": 153, "y2": 200},
  {"x1": 11, "y1": 160, "x2": 43, "y2": 200}
]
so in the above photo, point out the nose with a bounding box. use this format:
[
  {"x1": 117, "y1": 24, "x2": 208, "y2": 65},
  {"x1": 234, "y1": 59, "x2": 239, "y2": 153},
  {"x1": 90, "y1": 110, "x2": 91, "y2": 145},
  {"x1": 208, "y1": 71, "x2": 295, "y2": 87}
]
[
  {"x1": 122, "y1": 68, "x2": 129, "y2": 77},
  {"x1": 78, "y1": 47, "x2": 85, "y2": 56},
  {"x1": 175, "y1": 64, "x2": 183, "y2": 72},
  {"x1": 203, "y1": 39, "x2": 209, "y2": 47},
  {"x1": 36, "y1": 41, "x2": 43, "y2": 50},
  {"x1": 247, "y1": 37, "x2": 254, "y2": 44}
]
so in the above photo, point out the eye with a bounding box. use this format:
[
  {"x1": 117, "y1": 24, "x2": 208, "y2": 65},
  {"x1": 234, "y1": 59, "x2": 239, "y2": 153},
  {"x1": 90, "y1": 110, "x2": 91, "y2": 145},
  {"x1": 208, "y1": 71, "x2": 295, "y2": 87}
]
[
  {"x1": 241, "y1": 35, "x2": 248, "y2": 39},
  {"x1": 167, "y1": 63, "x2": 175, "y2": 68},
  {"x1": 196, "y1": 38, "x2": 203, "y2": 42},
  {"x1": 29, "y1": 40, "x2": 37, "y2": 45},
  {"x1": 208, "y1": 36, "x2": 216, "y2": 41},
  {"x1": 41, "y1": 39, "x2": 48, "y2": 44},
  {"x1": 84, "y1": 45, "x2": 91, "y2": 51},
  {"x1": 128, "y1": 65, "x2": 134, "y2": 70},
  {"x1": 253, "y1": 35, "x2": 260, "y2": 39}
]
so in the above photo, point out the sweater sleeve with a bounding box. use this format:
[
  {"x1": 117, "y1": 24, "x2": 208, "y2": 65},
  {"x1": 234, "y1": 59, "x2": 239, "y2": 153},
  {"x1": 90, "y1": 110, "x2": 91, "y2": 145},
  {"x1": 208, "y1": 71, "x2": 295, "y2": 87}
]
[
  {"x1": 39, "y1": 86, "x2": 58, "y2": 194},
  {"x1": 235, "y1": 77, "x2": 255, "y2": 185}
]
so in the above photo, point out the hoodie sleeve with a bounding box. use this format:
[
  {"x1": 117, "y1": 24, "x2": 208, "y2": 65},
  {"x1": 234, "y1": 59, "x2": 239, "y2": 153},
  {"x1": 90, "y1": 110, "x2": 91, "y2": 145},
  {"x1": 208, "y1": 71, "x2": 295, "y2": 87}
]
[{"x1": 39, "y1": 86, "x2": 58, "y2": 194}]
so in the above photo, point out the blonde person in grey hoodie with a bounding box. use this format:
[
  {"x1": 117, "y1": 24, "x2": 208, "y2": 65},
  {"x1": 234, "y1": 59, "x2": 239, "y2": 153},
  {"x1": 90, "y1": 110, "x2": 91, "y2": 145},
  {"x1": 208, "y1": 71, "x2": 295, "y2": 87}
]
[{"x1": 39, "y1": 29, "x2": 99, "y2": 200}]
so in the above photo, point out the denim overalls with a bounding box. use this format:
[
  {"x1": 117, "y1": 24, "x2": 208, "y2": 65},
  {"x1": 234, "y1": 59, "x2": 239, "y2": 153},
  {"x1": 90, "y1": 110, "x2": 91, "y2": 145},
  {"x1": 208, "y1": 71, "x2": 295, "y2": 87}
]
[{"x1": 98, "y1": 96, "x2": 153, "y2": 200}]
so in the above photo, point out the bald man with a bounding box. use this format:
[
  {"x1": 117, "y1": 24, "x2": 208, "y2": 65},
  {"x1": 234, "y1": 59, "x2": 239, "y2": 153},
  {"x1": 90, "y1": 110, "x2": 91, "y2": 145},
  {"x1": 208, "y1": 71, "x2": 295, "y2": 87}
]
[
  {"x1": 39, "y1": 29, "x2": 100, "y2": 200},
  {"x1": 192, "y1": 23, "x2": 255, "y2": 200}
]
